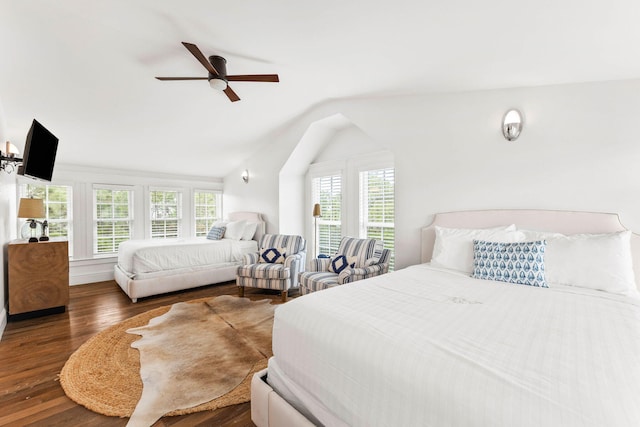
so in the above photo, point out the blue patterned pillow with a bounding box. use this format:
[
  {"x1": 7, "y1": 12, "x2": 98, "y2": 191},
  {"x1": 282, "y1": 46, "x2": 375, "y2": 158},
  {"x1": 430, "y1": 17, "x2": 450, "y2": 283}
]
[
  {"x1": 329, "y1": 254, "x2": 358, "y2": 274},
  {"x1": 260, "y1": 247, "x2": 287, "y2": 264},
  {"x1": 206, "y1": 226, "x2": 226, "y2": 240},
  {"x1": 472, "y1": 240, "x2": 548, "y2": 288}
]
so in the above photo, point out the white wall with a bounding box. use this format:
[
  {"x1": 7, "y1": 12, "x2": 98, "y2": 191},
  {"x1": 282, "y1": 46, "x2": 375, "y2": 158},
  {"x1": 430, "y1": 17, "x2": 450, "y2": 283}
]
[
  {"x1": 224, "y1": 79, "x2": 640, "y2": 270},
  {"x1": 0, "y1": 96, "x2": 15, "y2": 339}
]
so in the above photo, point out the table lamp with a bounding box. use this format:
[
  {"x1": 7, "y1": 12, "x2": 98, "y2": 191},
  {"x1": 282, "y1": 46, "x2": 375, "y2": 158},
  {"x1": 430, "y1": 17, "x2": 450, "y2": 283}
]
[{"x1": 18, "y1": 197, "x2": 45, "y2": 243}]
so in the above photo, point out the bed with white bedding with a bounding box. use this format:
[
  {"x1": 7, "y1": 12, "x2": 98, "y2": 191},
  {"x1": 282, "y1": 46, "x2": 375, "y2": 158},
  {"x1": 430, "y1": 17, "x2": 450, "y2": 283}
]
[
  {"x1": 114, "y1": 211, "x2": 265, "y2": 302},
  {"x1": 251, "y1": 209, "x2": 640, "y2": 427}
]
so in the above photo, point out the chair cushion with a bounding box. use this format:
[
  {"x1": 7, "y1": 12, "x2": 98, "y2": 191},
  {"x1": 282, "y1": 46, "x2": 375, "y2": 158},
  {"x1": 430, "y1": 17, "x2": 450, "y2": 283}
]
[
  {"x1": 237, "y1": 263, "x2": 290, "y2": 279},
  {"x1": 259, "y1": 247, "x2": 287, "y2": 264},
  {"x1": 299, "y1": 271, "x2": 340, "y2": 292},
  {"x1": 328, "y1": 255, "x2": 357, "y2": 274}
]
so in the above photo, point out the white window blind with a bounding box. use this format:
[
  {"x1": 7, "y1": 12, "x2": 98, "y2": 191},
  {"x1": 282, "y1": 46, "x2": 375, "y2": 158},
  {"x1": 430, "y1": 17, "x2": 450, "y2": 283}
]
[
  {"x1": 194, "y1": 190, "x2": 222, "y2": 237},
  {"x1": 19, "y1": 183, "x2": 73, "y2": 256},
  {"x1": 150, "y1": 189, "x2": 182, "y2": 239},
  {"x1": 360, "y1": 167, "x2": 395, "y2": 269},
  {"x1": 313, "y1": 174, "x2": 342, "y2": 256},
  {"x1": 93, "y1": 185, "x2": 134, "y2": 254}
]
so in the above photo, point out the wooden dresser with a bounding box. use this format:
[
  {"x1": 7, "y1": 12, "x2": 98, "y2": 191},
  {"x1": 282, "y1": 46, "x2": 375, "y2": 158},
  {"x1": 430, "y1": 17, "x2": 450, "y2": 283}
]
[{"x1": 8, "y1": 240, "x2": 69, "y2": 315}]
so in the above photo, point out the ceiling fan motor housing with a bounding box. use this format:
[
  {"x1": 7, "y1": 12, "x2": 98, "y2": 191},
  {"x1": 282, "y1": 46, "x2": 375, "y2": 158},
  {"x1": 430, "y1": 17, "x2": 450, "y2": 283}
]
[{"x1": 209, "y1": 55, "x2": 228, "y2": 81}]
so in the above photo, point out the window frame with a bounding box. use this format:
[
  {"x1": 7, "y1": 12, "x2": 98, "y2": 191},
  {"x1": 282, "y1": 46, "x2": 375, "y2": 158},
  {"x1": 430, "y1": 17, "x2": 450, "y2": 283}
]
[
  {"x1": 193, "y1": 189, "x2": 223, "y2": 237},
  {"x1": 148, "y1": 187, "x2": 184, "y2": 240},
  {"x1": 359, "y1": 166, "x2": 395, "y2": 269},
  {"x1": 92, "y1": 184, "x2": 134, "y2": 256}
]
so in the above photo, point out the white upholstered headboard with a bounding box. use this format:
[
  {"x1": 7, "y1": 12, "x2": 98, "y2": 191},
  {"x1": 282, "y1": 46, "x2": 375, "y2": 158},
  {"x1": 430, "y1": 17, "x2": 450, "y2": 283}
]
[
  {"x1": 420, "y1": 209, "x2": 640, "y2": 290},
  {"x1": 228, "y1": 211, "x2": 266, "y2": 242}
]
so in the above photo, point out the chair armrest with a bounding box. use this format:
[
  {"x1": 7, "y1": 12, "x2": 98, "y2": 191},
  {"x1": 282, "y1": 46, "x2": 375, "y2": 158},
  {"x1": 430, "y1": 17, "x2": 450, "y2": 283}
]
[
  {"x1": 242, "y1": 252, "x2": 260, "y2": 265},
  {"x1": 338, "y1": 263, "x2": 388, "y2": 284},
  {"x1": 284, "y1": 252, "x2": 304, "y2": 269},
  {"x1": 308, "y1": 257, "x2": 331, "y2": 272}
]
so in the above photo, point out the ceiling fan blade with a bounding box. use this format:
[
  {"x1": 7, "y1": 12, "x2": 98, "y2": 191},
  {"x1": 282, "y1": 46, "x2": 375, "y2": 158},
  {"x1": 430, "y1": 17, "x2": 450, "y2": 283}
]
[
  {"x1": 226, "y1": 74, "x2": 280, "y2": 82},
  {"x1": 155, "y1": 77, "x2": 208, "y2": 80},
  {"x1": 181, "y1": 42, "x2": 219, "y2": 75},
  {"x1": 224, "y1": 86, "x2": 240, "y2": 102}
]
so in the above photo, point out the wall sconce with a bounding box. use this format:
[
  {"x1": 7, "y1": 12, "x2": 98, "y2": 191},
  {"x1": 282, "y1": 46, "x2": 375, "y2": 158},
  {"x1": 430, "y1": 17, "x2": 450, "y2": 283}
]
[
  {"x1": 502, "y1": 109, "x2": 523, "y2": 141},
  {"x1": 1, "y1": 141, "x2": 23, "y2": 174},
  {"x1": 241, "y1": 169, "x2": 249, "y2": 184}
]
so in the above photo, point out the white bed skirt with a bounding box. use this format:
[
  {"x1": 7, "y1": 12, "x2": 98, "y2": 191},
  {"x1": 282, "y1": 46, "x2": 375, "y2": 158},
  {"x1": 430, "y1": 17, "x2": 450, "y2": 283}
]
[{"x1": 114, "y1": 263, "x2": 237, "y2": 302}]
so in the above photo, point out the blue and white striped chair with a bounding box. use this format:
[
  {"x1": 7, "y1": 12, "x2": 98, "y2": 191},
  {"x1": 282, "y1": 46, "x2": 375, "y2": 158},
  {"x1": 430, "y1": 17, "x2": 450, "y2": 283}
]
[
  {"x1": 237, "y1": 234, "x2": 306, "y2": 302},
  {"x1": 299, "y1": 237, "x2": 391, "y2": 295}
]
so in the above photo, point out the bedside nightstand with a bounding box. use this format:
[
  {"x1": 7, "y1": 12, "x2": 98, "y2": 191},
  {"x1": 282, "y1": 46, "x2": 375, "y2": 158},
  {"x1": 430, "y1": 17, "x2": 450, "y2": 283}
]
[{"x1": 8, "y1": 240, "x2": 69, "y2": 315}]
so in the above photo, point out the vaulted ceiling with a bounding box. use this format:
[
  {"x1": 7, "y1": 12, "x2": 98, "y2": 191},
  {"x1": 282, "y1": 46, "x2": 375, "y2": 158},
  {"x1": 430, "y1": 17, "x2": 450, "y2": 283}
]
[{"x1": 2, "y1": 0, "x2": 640, "y2": 178}]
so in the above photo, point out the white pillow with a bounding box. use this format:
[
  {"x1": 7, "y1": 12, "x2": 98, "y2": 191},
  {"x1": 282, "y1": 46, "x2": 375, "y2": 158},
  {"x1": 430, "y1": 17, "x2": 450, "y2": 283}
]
[
  {"x1": 431, "y1": 225, "x2": 523, "y2": 274},
  {"x1": 539, "y1": 230, "x2": 637, "y2": 296},
  {"x1": 241, "y1": 222, "x2": 259, "y2": 240},
  {"x1": 223, "y1": 220, "x2": 247, "y2": 240}
]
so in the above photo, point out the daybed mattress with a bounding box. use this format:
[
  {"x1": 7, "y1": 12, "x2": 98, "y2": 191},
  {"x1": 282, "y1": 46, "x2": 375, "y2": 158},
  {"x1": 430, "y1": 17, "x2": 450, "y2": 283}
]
[
  {"x1": 269, "y1": 263, "x2": 640, "y2": 427},
  {"x1": 117, "y1": 238, "x2": 257, "y2": 277}
]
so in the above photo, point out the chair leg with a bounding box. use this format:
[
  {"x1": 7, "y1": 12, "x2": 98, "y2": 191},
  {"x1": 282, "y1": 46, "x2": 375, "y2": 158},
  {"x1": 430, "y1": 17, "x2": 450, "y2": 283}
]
[
  {"x1": 281, "y1": 290, "x2": 288, "y2": 303},
  {"x1": 238, "y1": 286, "x2": 245, "y2": 297}
]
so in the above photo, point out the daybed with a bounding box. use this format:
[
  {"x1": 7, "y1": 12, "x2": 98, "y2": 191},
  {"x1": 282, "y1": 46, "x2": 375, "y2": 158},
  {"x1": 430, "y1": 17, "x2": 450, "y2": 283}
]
[
  {"x1": 114, "y1": 211, "x2": 265, "y2": 302},
  {"x1": 251, "y1": 209, "x2": 640, "y2": 427}
]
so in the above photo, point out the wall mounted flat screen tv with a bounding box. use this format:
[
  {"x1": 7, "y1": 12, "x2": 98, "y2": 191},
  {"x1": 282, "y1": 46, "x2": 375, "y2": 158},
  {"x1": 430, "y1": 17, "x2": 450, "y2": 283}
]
[{"x1": 18, "y1": 119, "x2": 59, "y2": 181}]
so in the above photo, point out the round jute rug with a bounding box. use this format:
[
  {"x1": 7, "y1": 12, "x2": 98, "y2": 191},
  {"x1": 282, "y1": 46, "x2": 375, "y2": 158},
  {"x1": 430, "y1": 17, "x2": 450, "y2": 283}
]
[{"x1": 59, "y1": 297, "x2": 269, "y2": 418}]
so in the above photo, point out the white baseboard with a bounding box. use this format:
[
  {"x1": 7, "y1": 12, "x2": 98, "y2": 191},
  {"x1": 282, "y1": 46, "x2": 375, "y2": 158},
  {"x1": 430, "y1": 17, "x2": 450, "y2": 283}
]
[
  {"x1": 70, "y1": 270, "x2": 115, "y2": 285},
  {"x1": 69, "y1": 257, "x2": 117, "y2": 285},
  {"x1": 0, "y1": 306, "x2": 7, "y2": 341}
]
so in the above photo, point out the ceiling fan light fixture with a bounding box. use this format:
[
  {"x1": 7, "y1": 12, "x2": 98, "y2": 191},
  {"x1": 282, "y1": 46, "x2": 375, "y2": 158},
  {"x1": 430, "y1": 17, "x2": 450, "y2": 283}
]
[{"x1": 209, "y1": 78, "x2": 228, "y2": 91}]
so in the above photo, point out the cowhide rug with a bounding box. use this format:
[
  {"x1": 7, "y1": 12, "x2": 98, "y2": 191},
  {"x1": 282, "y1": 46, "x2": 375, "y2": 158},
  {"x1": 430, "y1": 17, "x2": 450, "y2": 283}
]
[
  {"x1": 125, "y1": 296, "x2": 275, "y2": 427},
  {"x1": 59, "y1": 295, "x2": 275, "y2": 427}
]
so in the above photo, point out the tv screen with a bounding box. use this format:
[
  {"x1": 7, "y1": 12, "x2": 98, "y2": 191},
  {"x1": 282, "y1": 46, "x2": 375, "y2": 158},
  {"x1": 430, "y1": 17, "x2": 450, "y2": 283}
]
[{"x1": 18, "y1": 119, "x2": 59, "y2": 181}]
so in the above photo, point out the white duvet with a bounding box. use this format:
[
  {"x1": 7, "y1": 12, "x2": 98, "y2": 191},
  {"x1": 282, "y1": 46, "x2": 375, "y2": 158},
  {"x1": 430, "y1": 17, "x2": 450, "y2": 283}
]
[
  {"x1": 117, "y1": 238, "x2": 257, "y2": 277},
  {"x1": 269, "y1": 264, "x2": 640, "y2": 427}
]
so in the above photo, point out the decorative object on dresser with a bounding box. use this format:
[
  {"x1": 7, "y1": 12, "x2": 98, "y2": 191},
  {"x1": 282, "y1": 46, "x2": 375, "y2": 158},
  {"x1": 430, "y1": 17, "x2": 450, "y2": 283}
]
[
  {"x1": 8, "y1": 240, "x2": 69, "y2": 316},
  {"x1": 17, "y1": 197, "x2": 46, "y2": 243}
]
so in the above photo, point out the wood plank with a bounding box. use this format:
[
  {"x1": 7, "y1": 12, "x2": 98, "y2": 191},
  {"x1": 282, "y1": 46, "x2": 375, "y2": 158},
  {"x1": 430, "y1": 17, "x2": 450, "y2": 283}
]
[{"x1": 0, "y1": 280, "x2": 284, "y2": 426}]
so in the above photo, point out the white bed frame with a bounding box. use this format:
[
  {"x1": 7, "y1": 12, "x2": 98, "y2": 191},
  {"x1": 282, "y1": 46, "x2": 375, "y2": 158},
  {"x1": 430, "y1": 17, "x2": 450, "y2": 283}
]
[
  {"x1": 251, "y1": 209, "x2": 640, "y2": 427},
  {"x1": 114, "y1": 212, "x2": 266, "y2": 302}
]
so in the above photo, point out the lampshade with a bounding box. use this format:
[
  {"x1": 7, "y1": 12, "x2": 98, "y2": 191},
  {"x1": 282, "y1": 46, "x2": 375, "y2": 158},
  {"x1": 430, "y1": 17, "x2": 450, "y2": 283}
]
[
  {"x1": 18, "y1": 198, "x2": 45, "y2": 219},
  {"x1": 313, "y1": 203, "x2": 321, "y2": 218},
  {"x1": 4, "y1": 141, "x2": 20, "y2": 156}
]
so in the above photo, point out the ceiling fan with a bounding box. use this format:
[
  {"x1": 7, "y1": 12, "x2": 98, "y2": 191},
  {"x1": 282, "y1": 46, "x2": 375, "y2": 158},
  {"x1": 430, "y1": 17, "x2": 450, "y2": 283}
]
[{"x1": 155, "y1": 42, "x2": 279, "y2": 102}]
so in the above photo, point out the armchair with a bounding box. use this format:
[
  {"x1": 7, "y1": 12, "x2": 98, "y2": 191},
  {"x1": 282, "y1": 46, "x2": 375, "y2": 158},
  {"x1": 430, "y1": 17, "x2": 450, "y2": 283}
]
[
  {"x1": 299, "y1": 236, "x2": 391, "y2": 295},
  {"x1": 236, "y1": 234, "x2": 306, "y2": 302}
]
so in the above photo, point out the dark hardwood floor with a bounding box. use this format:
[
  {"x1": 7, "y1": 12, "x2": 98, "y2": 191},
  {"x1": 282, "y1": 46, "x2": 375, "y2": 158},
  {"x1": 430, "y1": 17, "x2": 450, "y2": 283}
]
[{"x1": 0, "y1": 280, "x2": 283, "y2": 426}]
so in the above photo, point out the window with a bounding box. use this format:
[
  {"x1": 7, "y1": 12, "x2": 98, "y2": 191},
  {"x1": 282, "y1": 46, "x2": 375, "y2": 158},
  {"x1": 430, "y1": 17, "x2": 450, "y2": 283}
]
[
  {"x1": 360, "y1": 167, "x2": 395, "y2": 269},
  {"x1": 312, "y1": 174, "x2": 342, "y2": 256},
  {"x1": 150, "y1": 189, "x2": 182, "y2": 239},
  {"x1": 19, "y1": 183, "x2": 73, "y2": 255},
  {"x1": 194, "y1": 190, "x2": 222, "y2": 236},
  {"x1": 94, "y1": 185, "x2": 134, "y2": 254}
]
